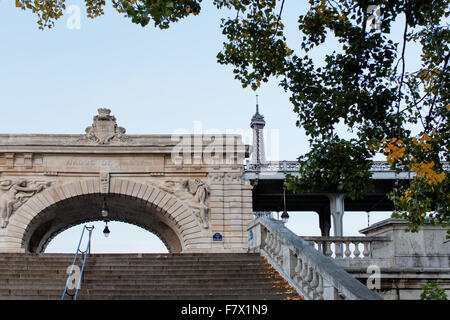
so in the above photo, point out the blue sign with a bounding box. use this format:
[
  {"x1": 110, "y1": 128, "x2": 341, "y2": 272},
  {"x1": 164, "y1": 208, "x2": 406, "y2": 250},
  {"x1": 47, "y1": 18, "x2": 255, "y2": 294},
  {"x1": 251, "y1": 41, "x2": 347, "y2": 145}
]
[{"x1": 213, "y1": 233, "x2": 223, "y2": 241}]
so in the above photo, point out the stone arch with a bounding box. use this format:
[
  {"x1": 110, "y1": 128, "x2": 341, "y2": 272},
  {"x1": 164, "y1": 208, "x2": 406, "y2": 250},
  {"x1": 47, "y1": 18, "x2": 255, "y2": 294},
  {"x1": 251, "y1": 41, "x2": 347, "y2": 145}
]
[
  {"x1": 2, "y1": 179, "x2": 210, "y2": 253},
  {"x1": 37, "y1": 219, "x2": 178, "y2": 253}
]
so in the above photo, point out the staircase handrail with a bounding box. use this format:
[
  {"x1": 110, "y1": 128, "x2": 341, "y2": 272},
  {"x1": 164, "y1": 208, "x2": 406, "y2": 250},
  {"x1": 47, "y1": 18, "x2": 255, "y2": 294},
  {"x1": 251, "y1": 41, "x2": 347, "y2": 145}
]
[
  {"x1": 61, "y1": 225, "x2": 94, "y2": 300},
  {"x1": 248, "y1": 217, "x2": 382, "y2": 300}
]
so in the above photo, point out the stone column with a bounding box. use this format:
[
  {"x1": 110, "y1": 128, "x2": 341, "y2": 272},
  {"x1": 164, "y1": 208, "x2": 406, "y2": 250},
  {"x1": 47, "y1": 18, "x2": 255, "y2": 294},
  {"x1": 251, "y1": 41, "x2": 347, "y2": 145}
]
[
  {"x1": 223, "y1": 171, "x2": 251, "y2": 252},
  {"x1": 207, "y1": 172, "x2": 226, "y2": 252},
  {"x1": 328, "y1": 193, "x2": 345, "y2": 237},
  {"x1": 241, "y1": 180, "x2": 254, "y2": 250},
  {"x1": 317, "y1": 206, "x2": 331, "y2": 237}
]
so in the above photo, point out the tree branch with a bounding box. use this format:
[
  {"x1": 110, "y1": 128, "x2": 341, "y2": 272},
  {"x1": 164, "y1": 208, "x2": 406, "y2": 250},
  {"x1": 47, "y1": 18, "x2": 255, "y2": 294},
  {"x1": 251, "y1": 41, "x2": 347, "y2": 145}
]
[
  {"x1": 274, "y1": 0, "x2": 285, "y2": 33},
  {"x1": 395, "y1": 11, "x2": 408, "y2": 137},
  {"x1": 404, "y1": 80, "x2": 426, "y2": 129}
]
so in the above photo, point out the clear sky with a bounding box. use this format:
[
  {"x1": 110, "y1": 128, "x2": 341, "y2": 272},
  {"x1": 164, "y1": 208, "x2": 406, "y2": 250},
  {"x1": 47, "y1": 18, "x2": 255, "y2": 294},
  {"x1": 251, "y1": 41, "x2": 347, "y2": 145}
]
[{"x1": 1, "y1": 1, "x2": 393, "y2": 253}]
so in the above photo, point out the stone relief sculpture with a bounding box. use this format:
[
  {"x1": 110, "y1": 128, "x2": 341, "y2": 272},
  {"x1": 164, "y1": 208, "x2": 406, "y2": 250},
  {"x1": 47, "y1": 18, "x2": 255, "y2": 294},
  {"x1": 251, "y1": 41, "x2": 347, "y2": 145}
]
[
  {"x1": 150, "y1": 178, "x2": 210, "y2": 229},
  {"x1": 0, "y1": 180, "x2": 51, "y2": 228},
  {"x1": 183, "y1": 179, "x2": 210, "y2": 229},
  {"x1": 82, "y1": 108, "x2": 129, "y2": 145}
]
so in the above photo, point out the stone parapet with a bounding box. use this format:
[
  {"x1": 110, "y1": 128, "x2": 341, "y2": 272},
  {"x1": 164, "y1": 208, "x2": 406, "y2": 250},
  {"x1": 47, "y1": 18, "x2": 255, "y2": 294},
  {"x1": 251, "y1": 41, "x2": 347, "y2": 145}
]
[{"x1": 359, "y1": 218, "x2": 450, "y2": 269}]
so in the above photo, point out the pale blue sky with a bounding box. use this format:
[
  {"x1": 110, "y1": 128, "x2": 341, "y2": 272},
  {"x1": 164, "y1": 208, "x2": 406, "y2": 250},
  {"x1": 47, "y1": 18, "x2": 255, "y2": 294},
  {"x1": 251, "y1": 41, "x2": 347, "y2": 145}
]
[{"x1": 1, "y1": 1, "x2": 395, "y2": 253}]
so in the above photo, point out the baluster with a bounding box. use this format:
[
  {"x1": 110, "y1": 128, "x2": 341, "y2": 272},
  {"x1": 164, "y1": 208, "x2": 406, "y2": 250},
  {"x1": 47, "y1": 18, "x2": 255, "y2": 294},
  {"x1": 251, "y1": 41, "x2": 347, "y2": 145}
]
[
  {"x1": 276, "y1": 236, "x2": 283, "y2": 264},
  {"x1": 335, "y1": 240, "x2": 343, "y2": 258},
  {"x1": 266, "y1": 233, "x2": 273, "y2": 256},
  {"x1": 353, "y1": 241, "x2": 361, "y2": 258},
  {"x1": 270, "y1": 234, "x2": 276, "y2": 258},
  {"x1": 310, "y1": 269, "x2": 319, "y2": 297},
  {"x1": 268, "y1": 234, "x2": 273, "y2": 253},
  {"x1": 304, "y1": 264, "x2": 313, "y2": 297},
  {"x1": 305, "y1": 264, "x2": 313, "y2": 282},
  {"x1": 272, "y1": 234, "x2": 277, "y2": 260},
  {"x1": 344, "y1": 241, "x2": 352, "y2": 258},
  {"x1": 272, "y1": 234, "x2": 278, "y2": 261},
  {"x1": 300, "y1": 260, "x2": 308, "y2": 286},
  {"x1": 315, "y1": 274, "x2": 324, "y2": 300},
  {"x1": 294, "y1": 256, "x2": 302, "y2": 285},
  {"x1": 324, "y1": 241, "x2": 333, "y2": 257},
  {"x1": 264, "y1": 231, "x2": 270, "y2": 253},
  {"x1": 362, "y1": 241, "x2": 370, "y2": 258},
  {"x1": 273, "y1": 235, "x2": 280, "y2": 263},
  {"x1": 316, "y1": 241, "x2": 322, "y2": 253}
]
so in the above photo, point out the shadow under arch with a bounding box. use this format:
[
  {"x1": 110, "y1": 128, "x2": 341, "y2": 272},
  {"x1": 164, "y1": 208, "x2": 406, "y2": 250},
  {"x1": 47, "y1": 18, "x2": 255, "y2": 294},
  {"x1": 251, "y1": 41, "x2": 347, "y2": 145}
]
[{"x1": 21, "y1": 193, "x2": 184, "y2": 253}]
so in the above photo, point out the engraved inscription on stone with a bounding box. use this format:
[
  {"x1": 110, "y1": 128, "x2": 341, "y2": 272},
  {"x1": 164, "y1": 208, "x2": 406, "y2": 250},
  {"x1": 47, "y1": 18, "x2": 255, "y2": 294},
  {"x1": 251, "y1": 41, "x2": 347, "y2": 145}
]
[{"x1": 44, "y1": 156, "x2": 165, "y2": 173}]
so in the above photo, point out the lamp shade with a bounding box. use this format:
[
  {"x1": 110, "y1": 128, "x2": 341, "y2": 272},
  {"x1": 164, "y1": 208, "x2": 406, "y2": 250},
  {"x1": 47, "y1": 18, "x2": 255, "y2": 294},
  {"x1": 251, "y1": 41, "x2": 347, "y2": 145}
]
[
  {"x1": 101, "y1": 199, "x2": 109, "y2": 218},
  {"x1": 103, "y1": 225, "x2": 110, "y2": 238},
  {"x1": 281, "y1": 210, "x2": 289, "y2": 223}
]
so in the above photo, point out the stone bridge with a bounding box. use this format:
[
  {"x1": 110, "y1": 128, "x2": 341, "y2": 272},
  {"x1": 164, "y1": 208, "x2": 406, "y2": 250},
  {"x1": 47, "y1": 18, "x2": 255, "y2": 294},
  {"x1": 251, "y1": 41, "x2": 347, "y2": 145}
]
[
  {"x1": 245, "y1": 160, "x2": 450, "y2": 237},
  {"x1": 0, "y1": 109, "x2": 253, "y2": 253}
]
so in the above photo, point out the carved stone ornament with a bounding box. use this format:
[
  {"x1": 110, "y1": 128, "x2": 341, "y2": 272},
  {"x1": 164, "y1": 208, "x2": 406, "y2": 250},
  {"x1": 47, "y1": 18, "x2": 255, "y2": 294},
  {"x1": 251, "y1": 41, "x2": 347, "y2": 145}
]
[
  {"x1": 225, "y1": 172, "x2": 242, "y2": 183},
  {"x1": 207, "y1": 172, "x2": 225, "y2": 183},
  {"x1": 82, "y1": 108, "x2": 129, "y2": 145},
  {"x1": 0, "y1": 180, "x2": 52, "y2": 228},
  {"x1": 150, "y1": 179, "x2": 210, "y2": 229}
]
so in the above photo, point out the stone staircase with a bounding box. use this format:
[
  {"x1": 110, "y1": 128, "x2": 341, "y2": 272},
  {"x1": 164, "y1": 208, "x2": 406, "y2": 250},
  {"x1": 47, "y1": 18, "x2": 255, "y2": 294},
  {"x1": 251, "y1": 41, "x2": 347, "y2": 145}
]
[{"x1": 0, "y1": 253, "x2": 303, "y2": 300}]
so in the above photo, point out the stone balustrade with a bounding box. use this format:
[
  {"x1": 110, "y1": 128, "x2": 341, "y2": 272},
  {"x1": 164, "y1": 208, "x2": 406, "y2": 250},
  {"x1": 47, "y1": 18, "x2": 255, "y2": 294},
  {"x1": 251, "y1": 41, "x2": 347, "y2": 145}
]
[
  {"x1": 302, "y1": 236, "x2": 390, "y2": 259},
  {"x1": 248, "y1": 217, "x2": 382, "y2": 300}
]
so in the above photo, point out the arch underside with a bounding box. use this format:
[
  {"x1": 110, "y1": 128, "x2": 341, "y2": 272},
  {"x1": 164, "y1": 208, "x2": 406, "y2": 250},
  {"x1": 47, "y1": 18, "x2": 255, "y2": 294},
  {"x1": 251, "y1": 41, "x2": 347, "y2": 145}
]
[{"x1": 22, "y1": 193, "x2": 183, "y2": 253}]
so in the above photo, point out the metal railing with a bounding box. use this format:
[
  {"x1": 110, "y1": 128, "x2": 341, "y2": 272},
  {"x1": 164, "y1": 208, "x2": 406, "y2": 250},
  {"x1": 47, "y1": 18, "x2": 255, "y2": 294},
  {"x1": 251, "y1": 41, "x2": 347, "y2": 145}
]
[
  {"x1": 61, "y1": 225, "x2": 94, "y2": 300},
  {"x1": 245, "y1": 160, "x2": 450, "y2": 173}
]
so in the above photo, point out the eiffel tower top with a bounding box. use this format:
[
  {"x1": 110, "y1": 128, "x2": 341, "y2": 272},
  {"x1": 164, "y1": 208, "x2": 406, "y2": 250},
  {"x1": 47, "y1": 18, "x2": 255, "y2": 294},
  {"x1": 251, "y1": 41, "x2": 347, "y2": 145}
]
[{"x1": 251, "y1": 95, "x2": 265, "y2": 129}]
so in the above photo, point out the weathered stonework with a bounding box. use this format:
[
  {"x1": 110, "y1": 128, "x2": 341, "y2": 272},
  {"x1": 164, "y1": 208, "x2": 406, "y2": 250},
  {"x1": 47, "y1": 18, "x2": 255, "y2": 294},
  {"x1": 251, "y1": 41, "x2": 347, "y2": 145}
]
[{"x1": 0, "y1": 109, "x2": 252, "y2": 253}]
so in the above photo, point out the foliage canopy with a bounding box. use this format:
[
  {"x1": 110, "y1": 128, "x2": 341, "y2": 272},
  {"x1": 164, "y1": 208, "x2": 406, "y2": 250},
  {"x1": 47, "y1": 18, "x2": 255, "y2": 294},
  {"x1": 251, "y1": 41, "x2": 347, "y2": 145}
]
[{"x1": 16, "y1": 0, "x2": 450, "y2": 234}]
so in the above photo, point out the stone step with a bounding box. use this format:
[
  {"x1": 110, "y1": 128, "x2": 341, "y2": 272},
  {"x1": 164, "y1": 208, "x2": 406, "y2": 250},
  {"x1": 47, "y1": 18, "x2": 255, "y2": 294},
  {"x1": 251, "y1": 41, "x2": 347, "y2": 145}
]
[
  {"x1": 0, "y1": 261, "x2": 268, "y2": 271},
  {"x1": 0, "y1": 261, "x2": 266, "y2": 268},
  {"x1": 0, "y1": 276, "x2": 286, "y2": 285},
  {"x1": 0, "y1": 287, "x2": 295, "y2": 297},
  {"x1": 81, "y1": 288, "x2": 293, "y2": 296},
  {"x1": 0, "y1": 253, "x2": 301, "y2": 300},
  {"x1": 1, "y1": 282, "x2": 289, "y2": 291},
  {"x1": 0, "y1": 278, "x2": 287, "y2": 289},
  {"x1": 75, "y1": 294, "x2": 296, "y2": 300},
  {"x1": 0, "y1": 256, "x2": 263, "y2": 261},
  {"x1": 0, "y1": 253, "x2": 262, "y2": 259},
  {"x1": 0, "y1": 272, "x2": 281, "y2": 281},
  {"x1": 0, "y1": 255, "x2": 265, "y2": 263},
  {"x1": 0, "y1": 268, "x2": 265, "y2": 279},
  {"x1": 1, "y1": 293, "x2": 295, "y2": 300},
  {"x1": 0, "y1": 261, "x2": 267, "y2": 268},
  {"x1": 0, "y1": 269, "x2": 273, "y2": 278},
  {"x1": 0, "y1": 263, "x2": 268, "y2": 271}
]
